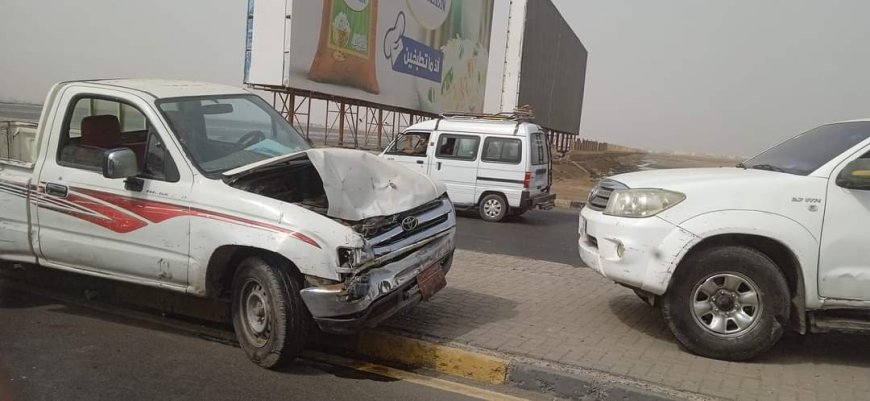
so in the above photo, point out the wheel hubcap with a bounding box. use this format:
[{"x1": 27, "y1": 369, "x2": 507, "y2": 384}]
[
  {"x1": 690, "y1": 272, "x2": 761, "y2": 337},
  {"x1": 483, "y1": 199, "x2": 502, "y2": 218},
  {"x1": 242, "y1": 281, "x2": 271, "y2": 347}
]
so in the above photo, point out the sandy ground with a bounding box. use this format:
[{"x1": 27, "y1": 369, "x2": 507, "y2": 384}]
[{"x1": 551, "y1": 151, "x2": 741, "y2": 202}]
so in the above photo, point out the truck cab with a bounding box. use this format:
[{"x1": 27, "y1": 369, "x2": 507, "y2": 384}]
[
  {"x1": 579, "y1": 120, "x2": 870, "y2": 360},
  {"x1": 381, "y1": 115, "x2": 556, "y2": 222},
  {"x1": 0, "y1": 79, "x2": 456, "y2": 369}
]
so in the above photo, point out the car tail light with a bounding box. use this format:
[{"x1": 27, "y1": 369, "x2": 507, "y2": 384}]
[{"x1": 523, "y1": 171, "x2": 531, "y2": 189}]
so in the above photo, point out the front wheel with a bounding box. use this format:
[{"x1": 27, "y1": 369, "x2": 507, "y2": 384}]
[
  {"x1": 479, "y1": 194, "x2": 508, "y2": 222},
  {"x1": 661, "y1": 245, "x2": 790, "y2": 361},
  {"x1": 231, "y1": 256, "x2": 310, "y2": 369}
]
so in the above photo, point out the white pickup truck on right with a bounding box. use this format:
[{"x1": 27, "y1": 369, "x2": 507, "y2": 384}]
[{"x1": 579, "y1": 120, "x2": 870, "y2": 360}]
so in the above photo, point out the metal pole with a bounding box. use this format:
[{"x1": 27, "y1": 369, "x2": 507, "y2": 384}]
[
  {"x1": 377, "y1": 109, "x2": 384, "y2": 148},
  {"x1": 338, "y1": 101, "x2": 345, "y2": 147},
  {"x1": 287, "y1": 93, "x2": 295, "y2": 124}
]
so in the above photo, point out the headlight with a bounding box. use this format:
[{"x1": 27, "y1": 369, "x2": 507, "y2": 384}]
[
  {"x1": 604, "y1": 189, "x2": 685, "y2": 218},
  {"x1": 337, "y1": 247, "x2": 373, "y2": 269}
]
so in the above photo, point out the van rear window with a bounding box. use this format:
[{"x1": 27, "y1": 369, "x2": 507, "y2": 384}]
[
  {"x1": 530, "y1": 132, "x2": 549, "y2": 165},
  {"x1": 482, "y1": 137, "x2": 521, "y2": 164}
]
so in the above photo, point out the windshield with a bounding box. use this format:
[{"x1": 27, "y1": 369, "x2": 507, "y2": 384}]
[
  {"x1": 156, "y1": 95, "x2": 309, "y2": 174},
  {"x1": 742, "y1": 122, "x2": 870, "y2": 175}
]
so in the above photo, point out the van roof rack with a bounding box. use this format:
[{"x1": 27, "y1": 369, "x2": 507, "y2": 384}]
[{"x1": 439, "y1": 106, "x2": 535, "y2": 122}]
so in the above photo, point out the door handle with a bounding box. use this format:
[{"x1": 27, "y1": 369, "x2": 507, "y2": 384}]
[
  {"x1": 45, "y1": 183, "x2": 68, "y2": 198},
  {"x1": 416, "y1": 160, "x2": 424, "y2": 165},
  {"x1": 386, "y1": 157, "x2": 395, "y2": 160},
  {"x1": 437, "y1": 162, "x2": 442, "y2": 170}
]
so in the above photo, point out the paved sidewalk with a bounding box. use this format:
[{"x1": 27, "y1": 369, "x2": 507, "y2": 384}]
[{"x1": 384, "y1": 250, "x2": 870, "y2": 401}]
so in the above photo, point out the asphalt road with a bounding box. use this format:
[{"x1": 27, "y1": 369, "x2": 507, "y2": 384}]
[
  {"x1": 456, "y1": 208, "x2": 583, "y2": 267},
  {"x1": 0, "y1": 287, "x2": 539, "y2": 401}
]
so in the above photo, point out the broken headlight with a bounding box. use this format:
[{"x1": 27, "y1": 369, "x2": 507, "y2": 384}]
[
  {"x1": 337, "y1": 247, "x2": 374, "y2": 269},
  {"x1": 604, "y1": 189, "x2": 685, "y2": 218}
]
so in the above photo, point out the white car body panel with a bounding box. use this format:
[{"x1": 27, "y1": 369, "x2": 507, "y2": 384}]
[{"x1": 580, "y1": 131, "x2": 870, "y2": 310}]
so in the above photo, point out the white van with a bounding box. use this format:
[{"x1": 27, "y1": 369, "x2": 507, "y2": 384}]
[{"x1": 381, "y1": 115, "x2": 556, "y2": 222}]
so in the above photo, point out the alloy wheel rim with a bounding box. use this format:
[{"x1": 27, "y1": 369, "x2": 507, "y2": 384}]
[{"x1": 689, "y1": 272, "x2": 762, "y2": 337}]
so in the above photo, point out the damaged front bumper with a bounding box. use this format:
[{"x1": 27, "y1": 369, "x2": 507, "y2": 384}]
[{"x1": 299, "y1": 228, "x2": 456, "y2": 334}]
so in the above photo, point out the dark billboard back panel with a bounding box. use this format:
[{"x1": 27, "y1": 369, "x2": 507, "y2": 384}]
[{"x1": 518, "y1": 0, "x2": 587, "y2": 134}]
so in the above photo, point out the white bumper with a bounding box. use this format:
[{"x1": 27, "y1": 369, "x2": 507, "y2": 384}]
[{"x1": 578, "y1": 207, "x2": 700, "y2": 295}]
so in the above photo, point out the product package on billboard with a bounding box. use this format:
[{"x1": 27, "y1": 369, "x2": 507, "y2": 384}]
[
  {"x1": 248, "y1": 0, "x2": 495, "y2": 114},
  {"x1": 308, "y1": 0, "x2": 381, "y2": 94}
]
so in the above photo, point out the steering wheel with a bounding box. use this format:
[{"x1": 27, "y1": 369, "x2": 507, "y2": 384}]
[{"x1": 237, "y1": 130, "x2": 266, "y2": 149}]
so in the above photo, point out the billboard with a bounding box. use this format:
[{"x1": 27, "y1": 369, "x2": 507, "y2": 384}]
[
  {"x1": 512, "y1": 0, "x2": 587, "y2": 134},
  {"x1": 518, "y1": 0, "x2": 587, "y2": 134},
  {"x1": 246, "y1": 0, "x2": 496, "y2": 114}
]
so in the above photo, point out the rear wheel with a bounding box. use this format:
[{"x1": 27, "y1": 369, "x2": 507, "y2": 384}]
[
  {"x1": 231, "y1": 256, "x2": 310, "y2": 369},
  {"x1": 479, "y1": 194, "x2": 508, "y2": 222},
  {"x1": 661, "y1": 245, "x2": 789, "y2": 361}
]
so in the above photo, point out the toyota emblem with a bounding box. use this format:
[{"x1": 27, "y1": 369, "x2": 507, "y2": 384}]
[{"x1": 401, "y1": 216, "x2": 419, "y2": 232}]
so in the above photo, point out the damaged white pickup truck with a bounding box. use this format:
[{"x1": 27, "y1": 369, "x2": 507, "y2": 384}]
[{"x1": 0, "y1": 79, "x2": 455, "y2": 368}]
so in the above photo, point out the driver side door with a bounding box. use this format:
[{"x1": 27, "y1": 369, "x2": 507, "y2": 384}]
[
  {"x1": 36, "y1": 87, "x2": 192, "y2": 288},
  {"x1": 818, "y1": 148, "x2": 870, "y2": 300},
  {"x1": 383, "y1": 131, "x2": 431, "y2": 173}
]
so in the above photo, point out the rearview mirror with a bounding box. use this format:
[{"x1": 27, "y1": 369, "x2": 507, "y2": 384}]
[
  {"x1": 201, "y1": 103, "x2": 233, "y2": 115},
  {"x1": 102, "y1": 148, "x2": 139, "y2": 179},
  {"x1": 836, "y1": 158, "x2": 870, "y2": 190}
]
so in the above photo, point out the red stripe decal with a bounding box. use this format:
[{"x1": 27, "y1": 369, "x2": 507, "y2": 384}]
[
  {"x1": 73, "y1": 187, "x2": 188, "y2": 223},
  {"x1": 49, "y1": 186, "x2": 321, "y2": 249},
  {"x1": 45, "y1": 193, "x2": 149, "y2": 234}
]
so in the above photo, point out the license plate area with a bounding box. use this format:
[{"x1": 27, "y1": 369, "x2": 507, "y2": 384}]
[{"x1": 417, "y1": 262, "x2": 446, "y2": 300}]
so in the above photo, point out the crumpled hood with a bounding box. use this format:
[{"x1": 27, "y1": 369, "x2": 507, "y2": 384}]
[{"x1": 224, "y1": 148, "x2": 446, "y2": 221}]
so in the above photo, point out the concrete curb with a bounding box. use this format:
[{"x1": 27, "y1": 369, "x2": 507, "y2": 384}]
[
  {"x1": 337, "y1": 330, "x2": 708, "y2": 401},
  {"x1": 554, "y1": 199, "x2": 585, "y2": 209}
]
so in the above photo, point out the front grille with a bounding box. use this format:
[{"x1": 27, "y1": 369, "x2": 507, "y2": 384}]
[
  {"x1": 586, "y1": 179, "x2": 628, "y2": 211},
  {"x1": 368, "y1": 198, "x2": 454, "y2": 258}
]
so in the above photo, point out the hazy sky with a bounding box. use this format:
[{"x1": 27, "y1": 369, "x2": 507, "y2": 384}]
[{"x1": 3, "y1": 1, "x2": 870, "y2": 156}]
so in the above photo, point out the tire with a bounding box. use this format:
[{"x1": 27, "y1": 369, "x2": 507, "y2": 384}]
[
  {"x1": 479, "y1": 193, "x2": 508, "y2": 222},
  {"x1": 231, "y1": 256, "x2": 310, "y2": 369},
  {"x1": 661, "y1": 245, "x2": 789, "y2": 361}
]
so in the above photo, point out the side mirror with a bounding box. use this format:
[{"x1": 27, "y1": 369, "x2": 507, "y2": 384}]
[
  {"x1": 836, "y1": 159, "x2": 870, "y2": 190},
  {"x1": 102, "y1": 148, "x2": 139, "y2": 179}
]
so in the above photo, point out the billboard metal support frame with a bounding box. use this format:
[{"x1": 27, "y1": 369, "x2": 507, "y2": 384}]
[
  {"x1": 254, "y1": 85, "x2": 582, "y2": 153},
  {"x1": 253, "y1": 85, "x2": 438, "y2": 150}
]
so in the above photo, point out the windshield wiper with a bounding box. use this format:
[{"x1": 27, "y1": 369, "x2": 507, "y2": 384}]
[{"x1": 748, "y1": 163, "x2": 786, "y2": 173}]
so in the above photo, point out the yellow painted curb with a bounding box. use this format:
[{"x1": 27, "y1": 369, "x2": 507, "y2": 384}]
[{"x1": 357, "y1": 331, "x2": 508, "y2": 385}]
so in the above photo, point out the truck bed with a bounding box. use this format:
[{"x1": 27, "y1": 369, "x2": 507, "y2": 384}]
[{"x1": 1, "y1": 120, "x2": 38, "y2": 164}]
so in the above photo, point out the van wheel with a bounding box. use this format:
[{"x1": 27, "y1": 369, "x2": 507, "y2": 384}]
[
  {"x1": 479, "y1": 194, "x2": 508, "y2": 222},
  {"x1": 231, "y1": 256, "x2": 310, "y2": 369},
  {"x1": 661, "y1": 246, "x2": 789, "y2": 361}
]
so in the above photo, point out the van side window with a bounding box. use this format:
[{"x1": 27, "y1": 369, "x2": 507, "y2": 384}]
[
  {"x1": 387, "y1": 132, "x2": 430, "y2": 157},
  {"x1": 436, "y1": 134, "x2": 480, "y2": 160},
  {"x1": 482, "y1": 137, "x2": 522, "y2": 164},
  {"x1": 530, "y1": 132, "x2": 549, "y2": 166}
]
